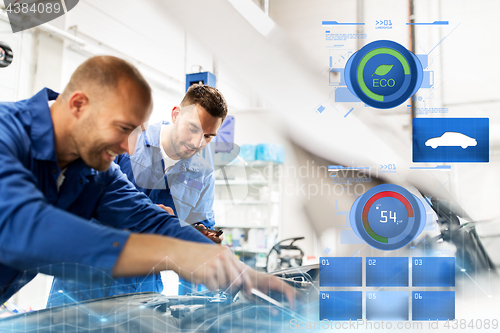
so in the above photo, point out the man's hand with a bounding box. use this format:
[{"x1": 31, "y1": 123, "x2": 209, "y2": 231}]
[
  {"x1": 157, "y1": 204, "x2": 174, "y2": 215},
  {"x1": 156, "y1": 206, "x2": 223, "y2": 244}
]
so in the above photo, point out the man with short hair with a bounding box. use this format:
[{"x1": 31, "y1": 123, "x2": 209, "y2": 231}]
[
  {"x1": 0, "y1": 55, "x2": 295, "y2": 307},
  {"x1": 118, "y1": 84, "x2": 226, "y2": 233}
]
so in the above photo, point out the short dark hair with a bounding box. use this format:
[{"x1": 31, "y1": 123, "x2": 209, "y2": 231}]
[
  {"x1": 62, "y1": 55, "x2": 152, "y2": 106},
  {"x1": 180, "y1": 84, "x2": 227, "y2": 120}
]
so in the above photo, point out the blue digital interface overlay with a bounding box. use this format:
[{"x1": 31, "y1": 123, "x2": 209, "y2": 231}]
[
  {"x1": 366, "y1": 257, "x2": 408, "y2": 287},
  {"x1": 340, "y1": 229, "x2": 364, "y2": 244},
  {"x1": 410, "y1": 165, "x2": 451, "y2": 170},
  {"x1": 407, "y1": 21, "x2": 449, "y2": 25},
  {"x1": 319, "y1": 257, "x2": 362, "y2": 287},
  {"x1": 320, "y1": 291, "x2": 362, "y2": 321},
  {"x1": 413, "y1": 118, "x2": 489, "y2": 163},
  {"x1": 366, "y1": 291, "x2": 409, "y2": 321},
  {"x1": 412, "y1": 291, "x2": 455, "y2": 321},
  {"x1": 349, "y1": 184, "x2": 426, "y2": 251},
  {"x1": 416, "y1": 54, "x2": 428, "y2": 69},
  {"x1": 329, "y1": 68, "x2": 346, "y2": 86},
  {"x1": 322, "y1": 21, "x2": 365, "y2": 26},
  {"x1": 421, "y1": 71, "x2": 434, "y2": 88},
  {"x1": 412, "y1": 257, "x2": 455, "y2": 287},
  {"x1": 344, "y1": 40, "x2": 423, "y2": 109},
  {"x1": 328, "y1": 165, "x2": 370, "y2": 171}
]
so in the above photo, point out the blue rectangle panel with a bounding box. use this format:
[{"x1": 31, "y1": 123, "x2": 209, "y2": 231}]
[
  {"x1": 413, "y1": 118, "x2": 489, "y2": 163},
  {"x1": 412, "y1": 257, "x2": 455, "y2": 286},
  {"x1": 416, "y1": 54, "x2": 428, "y2": 69},
  {"x1": 329, "y1": 68, "x2": 346, "y2": 86},
  {"x1": 320, "y1": 291, "x2": 362, "y2": 321},
  {"x1": 366, "y1": 291, "x2": 408, "y2": 321},
  {"x1": 320, "y1": 257, "x2": 362, "y2": 287},
  {"x1": 366, "y1": 257, "x2": 408, "y2": 287},
  {"x1": 412, "y1": 291, "x2": 455, "y2": 321}
]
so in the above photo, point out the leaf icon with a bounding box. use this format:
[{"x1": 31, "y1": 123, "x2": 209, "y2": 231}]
[{"x1": 372, "y1": 64, "x2": 393, "y2": 76}]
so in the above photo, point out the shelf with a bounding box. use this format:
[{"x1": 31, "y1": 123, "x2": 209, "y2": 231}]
[{"x1": 215, "y1": 155, "x2": 282, "y2": 256}]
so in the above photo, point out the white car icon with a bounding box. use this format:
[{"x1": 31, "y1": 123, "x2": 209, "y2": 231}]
[{"x1": 425, "y1": 132, "x2": 477, "y2": 149}]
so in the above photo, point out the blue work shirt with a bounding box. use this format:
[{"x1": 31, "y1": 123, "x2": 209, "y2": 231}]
[
  {"x1": 111, "y1": 121, "x2": 216, "y2": 295},
  {"x1": 0, "y1": 88, "x2": 211, "y2": 305}
]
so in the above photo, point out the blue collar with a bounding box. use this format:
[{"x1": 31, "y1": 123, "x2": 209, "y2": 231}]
[{"x1": 27, "y1": 88, "x2": 59, "y2": 162}]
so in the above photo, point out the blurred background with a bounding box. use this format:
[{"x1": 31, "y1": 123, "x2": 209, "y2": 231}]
[{"x1": 0, "y1": 0, "x2": 498, "y2": 316}]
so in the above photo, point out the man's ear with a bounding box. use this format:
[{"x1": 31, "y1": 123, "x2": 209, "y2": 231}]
[
  {"x1": 68, "y1": 91, "x2": 89, "y2": 119},
  {"x1": 171, "y1": 106, "x2": 181, "y2": 124}
]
